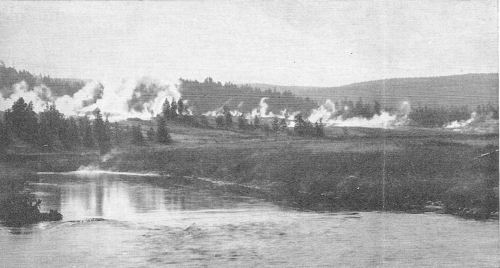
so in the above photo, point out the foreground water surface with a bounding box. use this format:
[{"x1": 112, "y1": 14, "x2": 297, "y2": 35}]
[{"x1": 0, "y1": 173, "x2": 498, "y2": 267}]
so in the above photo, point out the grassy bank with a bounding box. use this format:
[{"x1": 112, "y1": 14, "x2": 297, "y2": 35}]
[
  {"x1": 2, "y1": 123, "x2": 498, "y2": 220},
  {"x1": 99, "y1": 125, "x2": 498, "y2": 219}
]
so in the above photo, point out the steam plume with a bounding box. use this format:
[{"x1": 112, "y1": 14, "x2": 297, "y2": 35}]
[
  {"x1": 1, "y1": 78, "x2": 181, "y2": 121},
  {"x1": 0, "y1": 81, "x2": 54, "y2": 112}
]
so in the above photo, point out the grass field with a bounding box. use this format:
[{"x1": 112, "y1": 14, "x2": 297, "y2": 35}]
[
  {"x1": 1, "y1": 122, "x2": 498, "y2": 219},
  {"x1": 99, "y1": 123, "x2": 499, "y2": 219}
]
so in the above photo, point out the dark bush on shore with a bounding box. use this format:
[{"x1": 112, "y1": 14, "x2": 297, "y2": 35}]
[
  {"x1": 0, "y1": 175, "x2": 62, "y2": 226},
  {"x1": 0, "y1": 192, "x2": 62, "y2": 226}
]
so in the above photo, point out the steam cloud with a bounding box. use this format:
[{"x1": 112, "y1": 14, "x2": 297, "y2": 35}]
[
  {"x1": 1, "y1": 78, "x2": 181, "y2": 121},
  {"x1": 202, "y1": 97, "x2": 298, "y2": 125},
  {"x1": 202, "y1": 97, "x2": 411, "y2": 129},
  {"x1": 444, "y1": 112, "x2": 477, "y2": 129},
  {"x1": 0, "y1": 81, "x2": 54, "y2": 113},
  {"x1": 307, "y1": 100, "x2": 411, "y2": 129}
]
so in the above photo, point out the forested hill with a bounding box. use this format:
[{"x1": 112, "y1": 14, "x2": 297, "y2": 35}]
[
  {"x1": 250, "y1": 73, "x2": 499, "y2": 109},
  {"x1": 0, "y1": 64, "x2": 85, "y2": 97},
  {"x1": 179, "y1": 78, "x2": 318, "y2": 114}
]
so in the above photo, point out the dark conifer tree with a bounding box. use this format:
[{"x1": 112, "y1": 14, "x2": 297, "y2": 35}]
[
  {"x1": 67, "y1": 117, "x2": 81, "y2": 148},
  {"x1": 238, "y1": 114, "x2": 248, "y2": 130},
  {"x1": 279, "y1": 118, "x2": 287, "y2": 131},
  {"x1": 223, "y1": 106, "x2": 232, "y2": 128},
  {"x1": 93, "y1": 109, "x2": 111, "y2": 154},
  {"x1": 177, "y1": 98, "x2": 184, "y2": 116},
  {"x1": 294, "y1": 114, "x2": 305, "y2": 135},
  {"x1": 170, "y1": 99, "x2": 178, "y2": 118},
  {"x1": 215, "y1": 115, "x2": 224, "y2": 128},
  {"x1": 271, "y1": 117, "x2": 280, "y2": 133},
  {"x1": 131, "y1": 125, "x2": 145, "y2": 145},
  {"x1": 315, "y1": 119, "x2": 325, "y2": 137},
  {"x1": 253, "y1": 116, "x2": 260, "y2": 129},
  {"x1": 38, "y1": 105, "x2": 64, "y2": 150},
  {"x1": 156, "y1": 117, "x2": 171, "y2": 144},
  {"x1": 373, "y1": 100, "x2": 381, "y2": 115},
  {"x1": 81, "y1": 116, "x2": 95, "y2": 148},
  {"x1": 162, "y1": 98, "x2": 171, "y2": 119},
  {"x1": 146, "y1": 126, "x2": 155, "y2": 141},
  {"x1": 5, "y1": 98, "x2": 38, "y2": 143},
  {"x1": 0, "y1": 121, "x2": 12, "y2": 152},
  {"x1": 111, "y1": 122, "x2": 121, "y2": 145}
]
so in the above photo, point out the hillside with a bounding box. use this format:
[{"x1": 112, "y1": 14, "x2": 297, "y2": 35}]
[
  {"x1": 0, "y1": 64, "x2": 85, "y2": 97},
  {"x1": 249, "y1": 73, "x2": 499, "y2": 109},
  {"x1": 179, "y1": 78, "x2": 317, "y2": 115}
]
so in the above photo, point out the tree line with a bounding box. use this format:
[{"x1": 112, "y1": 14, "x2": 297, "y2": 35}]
[
  {"x1": 0, "y1": 97, "x2": 175, "y2": 154},
  {"x1": 409, "y1": 104, "x2": 498, "y2": 127},
  {"x1": 0, "y1": 97, "x2": 112, "y2": 154},
  {"x1": 0, "y1": 64, "x2": 85, "y2": 97},
  {"x1": 179, "y1": 77, "x2": 317, "y2": 115}
]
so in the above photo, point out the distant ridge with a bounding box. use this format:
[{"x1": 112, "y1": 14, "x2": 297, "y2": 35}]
[{"x1": 247, "y1": 73, "x2": 499, "y2": 108}]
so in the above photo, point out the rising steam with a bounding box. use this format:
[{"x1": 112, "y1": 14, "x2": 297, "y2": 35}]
[
  {"x1": 306, "y1": 100, "x2": 411, "y2": 129},
  {"x1": 1, "y1": 78, "x2": 181, "y2": 121},
  {"x1": 0, "y1": 81, "x2": 54, "y2": 112},
  {"x1": 444, "y1": 112, "x2": 477, "y2": 129}
]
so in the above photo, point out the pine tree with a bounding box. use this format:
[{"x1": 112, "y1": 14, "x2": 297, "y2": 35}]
[
  {"x1": 177, "y1": 98, "x2": 184, "y2": 116},
  {"x1": 373, "y1": 100, "x2": 381, "y2": 115},
  {"x1": 5, "y1": 98, "x2": 38, "y2": 143},
  {"x1": 253, "y1": 116, "x2": 260, "y2": 129},
  {"x1": 156, "y1": 117, "x2": 171, "y2": 144},
  {"x1": 162, "y1": 98, "x2": 171, "y2": 119},
  {"x1": 315, "y1": 119, "x2": 325, "y2": 137},
  {"x1": 67, "y1": 117, "x2": 81, "y2": 148},
  {"x1": 279, "y1": 118, "x2": 287, "y2": 131},
  {"x1": 200, "y1": 115, "x2": 209, "y2": 127},
  {"x1": 111, "y1": 122, "x2": 121, "y2": 145},
  {"x1": 146, "y1": 126, "x2": 155, "y2": 141},
  {"x1": 0, "y1": 121, "x2": 12, "y2": 153},
  {"x1": 131, "y1": 125, "x2": 145, "y2": 145},
  {"x1": 215, "y1": 115, "x2": 224, "y2": 128},
  {"x1": 238, "y1": 114, "x2": 248, "y2": 129},
  {"x1": 93, "y1": 109, "x2": 111, "y2": 154},
  {"x1": 81, "y1": 116, "x2": 95, "y2": 148},
  {"x1": 294, "y1": 114, "x2": 305, "y2": 135},
  {"x1": 170, "y1": 99, "x2": 178, "y2": 118},
  {"x1": 271, "y1": 117, "x2": 280, "y2": 133},
  {"x1": 223, "y1": 106, "x2": 233, "y2": 128},
  {"x1": 38, "y1": 105, "x2": 64, "y2": 150}
]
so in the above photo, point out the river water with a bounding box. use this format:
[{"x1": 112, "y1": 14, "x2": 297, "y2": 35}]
[{"x1": 0, "y1": 173, "x2": 498, "y2": 267}]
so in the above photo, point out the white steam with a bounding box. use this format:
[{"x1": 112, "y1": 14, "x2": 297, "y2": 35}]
[
  {"x1": 0, "y1": 81, "x2": 54, "y2": 112},
  {"x1": 1, "y1": 78, "x2": 181, "y2": 121},
  {"x1": 444, "y1": 112, "x2": 477, "y2": 129},
  {"x1": 307, "y1": 99, "x2": 411, "y2": 129}
]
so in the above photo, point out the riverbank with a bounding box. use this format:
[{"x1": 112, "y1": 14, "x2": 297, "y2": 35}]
[
  {"x1": 1, "y1": 124, "x2": 498, "y2": 220},
  {"x1": 0, "y1": 164, "x2": 63, "y2": 226}
]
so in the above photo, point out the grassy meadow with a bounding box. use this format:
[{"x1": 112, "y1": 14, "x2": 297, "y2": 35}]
[
  {"x1": 1, "y1": 119, "x2": 498, "y2": 219},
  {"x1": 98, "y1": 122, "x2": 499, "y2": 219}
]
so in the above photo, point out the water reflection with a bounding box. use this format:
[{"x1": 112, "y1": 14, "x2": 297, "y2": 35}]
[
  {"x1": 30, "y1": 174, "x2": 251, "y2": 223},
  {"x1": 0, "y1": 174, "x2": 498, "y2": 267}
]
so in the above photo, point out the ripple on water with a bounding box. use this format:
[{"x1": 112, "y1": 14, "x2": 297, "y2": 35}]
[{"x1": 1, "y1": 174, "x2": 498, "y2": 267}]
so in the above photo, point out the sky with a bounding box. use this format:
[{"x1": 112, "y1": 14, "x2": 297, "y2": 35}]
[{"x1": 0, "y1": 0, "x2": 497, "y2": 87}]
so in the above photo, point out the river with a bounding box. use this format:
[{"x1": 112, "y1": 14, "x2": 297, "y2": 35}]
[{"x1": 0, "y1": 172, "x2": 498, "y2": 267}]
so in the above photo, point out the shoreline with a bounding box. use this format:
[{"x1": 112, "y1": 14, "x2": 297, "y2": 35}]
[{"x1": 1, "y1": 127, "x2": 498, "y2": 222}]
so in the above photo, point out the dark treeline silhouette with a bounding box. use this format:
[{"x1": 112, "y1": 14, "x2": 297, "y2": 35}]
[
  {"x1": 409, "y1": 104, "x2": 498, "y2": 127},
  {"x1": 179, "y1": 77, "x2": 317, "y2": 115},
  {"x1": 293, "y1": 114, "x2": 325, "y2": 138},
  {"x1": 129, "y1": 99, "x2": 174, "y2": 146},
  {"x1": 0, "y1": 64, "x2": 85, "y2": 96},
  {"x1": 330, "y1": 98, "x2": 382, "y2": 119},
  {"x1": 0, "y1": 97, "x2": 112, "y2": 154}
]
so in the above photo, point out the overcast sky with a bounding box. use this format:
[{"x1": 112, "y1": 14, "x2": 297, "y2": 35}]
[{"x1": 0, "y1": 0, "x2": 497, "y2": 86}]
